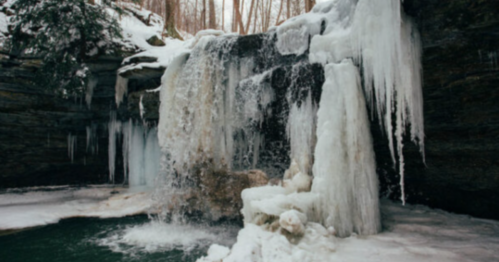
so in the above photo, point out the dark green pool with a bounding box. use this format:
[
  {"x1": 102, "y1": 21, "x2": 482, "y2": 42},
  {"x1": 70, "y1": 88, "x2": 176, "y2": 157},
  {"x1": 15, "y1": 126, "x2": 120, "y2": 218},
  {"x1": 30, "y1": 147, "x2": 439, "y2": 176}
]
[{"x1": 0, "y1": 216, "x2": 238, "y2": 262}]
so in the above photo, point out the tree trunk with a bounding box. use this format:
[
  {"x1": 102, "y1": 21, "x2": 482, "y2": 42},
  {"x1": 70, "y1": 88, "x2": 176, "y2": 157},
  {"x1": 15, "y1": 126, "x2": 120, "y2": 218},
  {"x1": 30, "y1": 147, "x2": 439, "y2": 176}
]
[
  {"x1": 252, "y1": 0, "x2": 259, "y2": 33},
  {"x1": 286, "y1": 0, "x2": 290, "y2": 19},
  {"x1": 222, "y1": 0, "x2": 225, "y2": 31},
  {"x1": 306, "y1": 0, "x2": 315, "y2": 12},
  {"x1": 202, "y1": 0, "x2": 207, "y2": 29},
  {"x1": 275, "y1": 0, "x2": 284, "y2": 25},
  {"x1": 233, "y1": 0, "x2": 245, "y2": 34},
  {"x1": 194, "y1": 0, "x2": 198, "y2": 32},
  {"x1": 163, "y1": 0, "x2": 184, "y2": 40},
  {"x1": 209, "y1": 0, "x2": 216, "y2": 29},
  {"x1": 245, "y1": 0, "x2": 256, "y2": 34}
]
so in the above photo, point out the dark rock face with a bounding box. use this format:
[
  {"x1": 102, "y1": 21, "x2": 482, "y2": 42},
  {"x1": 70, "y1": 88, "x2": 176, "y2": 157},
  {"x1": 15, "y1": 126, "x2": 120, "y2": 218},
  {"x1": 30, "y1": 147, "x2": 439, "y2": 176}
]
[
  {"x1": 0, "y1": 54, "x2": 124, "y2": 188},
  {"x1": 378, "y1": 0, "x2": 499, "y2": 219}
]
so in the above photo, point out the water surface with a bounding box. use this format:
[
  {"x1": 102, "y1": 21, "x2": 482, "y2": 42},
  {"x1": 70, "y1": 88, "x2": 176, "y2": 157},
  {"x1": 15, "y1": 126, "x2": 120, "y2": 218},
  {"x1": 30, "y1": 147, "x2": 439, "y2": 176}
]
[{"x1": 0, "y1": 215, "x2": 238, "y2": 262}]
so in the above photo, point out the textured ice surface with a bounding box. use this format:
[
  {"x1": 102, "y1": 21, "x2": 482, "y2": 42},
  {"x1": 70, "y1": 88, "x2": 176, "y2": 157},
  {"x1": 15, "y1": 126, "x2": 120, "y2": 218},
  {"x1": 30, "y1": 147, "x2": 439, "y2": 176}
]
[
  {"x1": 198, "y1": 200, "x2": 499, "y2": 262},
  {"x1": 311, "y1": 60, "x2": 380, "y2": 237},
  {"x1": 0, "y1": 186, "x2": 153, "y2": 230}
]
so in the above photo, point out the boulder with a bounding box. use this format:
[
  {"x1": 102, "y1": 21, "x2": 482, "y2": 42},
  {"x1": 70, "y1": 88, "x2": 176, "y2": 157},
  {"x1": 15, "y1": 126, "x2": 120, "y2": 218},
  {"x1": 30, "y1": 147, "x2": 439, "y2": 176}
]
[{"x1": 146, "y1": 35, "x2": 165, "y2": 47}]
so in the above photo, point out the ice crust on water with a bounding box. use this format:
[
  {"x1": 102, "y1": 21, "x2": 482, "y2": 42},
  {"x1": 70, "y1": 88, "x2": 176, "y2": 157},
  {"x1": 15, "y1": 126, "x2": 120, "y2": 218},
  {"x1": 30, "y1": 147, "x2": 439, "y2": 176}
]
[{"x1": 0, "y1": 186, "x2": 153, "y2": 230}]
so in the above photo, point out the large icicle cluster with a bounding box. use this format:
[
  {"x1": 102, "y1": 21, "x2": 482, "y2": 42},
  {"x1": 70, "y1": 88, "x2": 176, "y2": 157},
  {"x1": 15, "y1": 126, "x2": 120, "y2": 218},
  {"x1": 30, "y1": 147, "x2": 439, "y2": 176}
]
[
  {"x1": 108, "y1": 112, "x2": 160, "y2": 188},
  {"x1": 308, "y1": 0, "x2": 424, "y2": 204}
]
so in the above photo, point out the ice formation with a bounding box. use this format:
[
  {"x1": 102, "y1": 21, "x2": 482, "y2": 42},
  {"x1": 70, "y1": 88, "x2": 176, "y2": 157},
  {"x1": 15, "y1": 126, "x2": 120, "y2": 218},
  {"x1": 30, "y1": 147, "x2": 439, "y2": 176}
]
[
  {"x1": 312, "y1": 60, "x2": 380, "y2": 237},
  {"x1": 152, "y1": 0, "x2": 424, "y2": 259},
  {"x1": 108, "y1": 113, "x2": 160, "y2": 187},
  {"x1": 108, "y1": 111, "x2": 121, "y2": 183},
  {"x1": 67, "y1": 133, "x2": 77, "y2": 163},
  {"x1": 115, "y1": 75, "x2": 129, "y2": 107},
  {"x1": 85, "y1": 76, "x2": 98, "y2": 109},
  {"x1": 86, "y1": 124, "x2": 98, "y2": 155}
]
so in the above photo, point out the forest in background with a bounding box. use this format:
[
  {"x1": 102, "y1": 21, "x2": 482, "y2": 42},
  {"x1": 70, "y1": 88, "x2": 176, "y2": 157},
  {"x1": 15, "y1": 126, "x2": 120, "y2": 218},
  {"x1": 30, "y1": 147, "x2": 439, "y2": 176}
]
[{"x1": 116, "y1": 0, "x2": 316, "y2": 38}]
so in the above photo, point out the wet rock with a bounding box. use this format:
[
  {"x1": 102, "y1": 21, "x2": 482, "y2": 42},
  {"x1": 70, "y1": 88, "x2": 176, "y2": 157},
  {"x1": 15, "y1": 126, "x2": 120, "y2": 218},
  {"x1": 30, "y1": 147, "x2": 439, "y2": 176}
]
[
  {"x1": 172, "y1": 167, "x2": 270, "y2": 222},
  {"x1": 0, "y1": 54, "x2": 124, "y2": 188},
  {"x1": 146, "y1": 35, "x2": 166, "y2": 47}
]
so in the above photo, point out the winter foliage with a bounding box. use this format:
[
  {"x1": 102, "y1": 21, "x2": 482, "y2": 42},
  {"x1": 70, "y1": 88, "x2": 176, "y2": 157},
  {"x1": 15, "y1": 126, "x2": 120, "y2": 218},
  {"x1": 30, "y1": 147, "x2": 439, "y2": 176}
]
[{"x1": 9, "y1": 0, "x2": 123, "y2": 96}]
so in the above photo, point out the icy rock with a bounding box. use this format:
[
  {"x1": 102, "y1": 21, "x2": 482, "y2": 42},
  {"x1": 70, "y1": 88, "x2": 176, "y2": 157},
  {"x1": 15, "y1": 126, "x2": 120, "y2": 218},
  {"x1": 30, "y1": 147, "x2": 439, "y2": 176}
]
[
  {"x1": 283, "y1": 172, "x2": 312, "y2": 193},
  {"x1": 283, "y1": 159, "x2": 312, "y2": 193},
  {"x1": 283, "y1": 159, "x2": 301, "y2": 180},
  {"x1": 146, "y1": 35, "x2": 165, "y2": 46},
  {"x1": 160, "y1": 168, "x2": 270, "y2": 222},
  {"x1": 279, "y1": 209, "x2": 307, "y2": 237},
  {"x1": 247, "y1": 170, "x2": 269, "y2": 188},
  {"x1": 196, "y1": 244, "x2": 230, "y2": 262}
]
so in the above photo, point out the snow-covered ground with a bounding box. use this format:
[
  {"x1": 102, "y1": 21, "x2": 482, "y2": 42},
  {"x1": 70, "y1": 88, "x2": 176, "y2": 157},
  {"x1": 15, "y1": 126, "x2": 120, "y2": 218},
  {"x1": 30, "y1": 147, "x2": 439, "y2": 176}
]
[
  {"x1": 198, "y1": 200, "x2": 499, "y2": 262},
  {"x1": 0, "y1": 186, "x2": 153, "y2": 230}
]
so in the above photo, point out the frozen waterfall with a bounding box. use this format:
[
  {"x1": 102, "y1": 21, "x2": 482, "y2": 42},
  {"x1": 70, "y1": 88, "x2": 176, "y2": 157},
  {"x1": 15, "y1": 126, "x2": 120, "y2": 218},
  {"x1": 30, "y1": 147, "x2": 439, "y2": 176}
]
[{"x1": 151, "y1": 0, "x2": 423, "y2": 249}]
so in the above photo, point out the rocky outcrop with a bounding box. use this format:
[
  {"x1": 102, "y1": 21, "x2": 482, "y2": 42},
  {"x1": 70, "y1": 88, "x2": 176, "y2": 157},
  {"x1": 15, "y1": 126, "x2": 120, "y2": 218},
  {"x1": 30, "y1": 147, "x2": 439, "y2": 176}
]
[
  {"x1": 0, "y1": 53, "x2": 125, "y2": 187},
  {"x1": 165, "y1": 167, "x2": 269, "y2": 221},
  {"x1": 377, "y1": 0, "x2": 499, "y2": 220}
]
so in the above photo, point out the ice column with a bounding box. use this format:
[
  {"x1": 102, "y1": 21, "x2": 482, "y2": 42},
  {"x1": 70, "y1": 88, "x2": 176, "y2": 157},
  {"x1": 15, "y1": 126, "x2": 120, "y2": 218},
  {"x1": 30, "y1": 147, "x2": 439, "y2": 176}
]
[
  {"x1": 115, "y1": 75, "x2": 129, "y2": 107},
  {"x1": 312, "y1": 60, "x2": 380, "y2": 237},
  {"x1": 108, "y1": 111, "x2": 121, "y2": 183}
]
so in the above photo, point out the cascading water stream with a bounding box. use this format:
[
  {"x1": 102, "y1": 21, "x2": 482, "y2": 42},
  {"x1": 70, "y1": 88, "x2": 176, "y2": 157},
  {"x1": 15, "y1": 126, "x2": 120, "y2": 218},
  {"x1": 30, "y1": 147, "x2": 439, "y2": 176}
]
[{"x1": 106, "y1": 0, "x2": 424, "y2": 258}]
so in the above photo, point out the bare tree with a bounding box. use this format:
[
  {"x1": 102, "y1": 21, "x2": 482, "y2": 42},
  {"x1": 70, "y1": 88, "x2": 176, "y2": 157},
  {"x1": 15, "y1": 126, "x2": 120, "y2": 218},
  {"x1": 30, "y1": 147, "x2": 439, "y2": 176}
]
[
  {"x1": 222, "y1": 0, "x2": 225, "y2": 31},
  {"x1": 233, "y1": 0, "x2": 245, "y2": 33},
  {"x1": 209, "y1": 0, "x2": 216, "y2": 29},
  {"x1": 163, "y1": 0, "x2": 183, "y2": 39}
]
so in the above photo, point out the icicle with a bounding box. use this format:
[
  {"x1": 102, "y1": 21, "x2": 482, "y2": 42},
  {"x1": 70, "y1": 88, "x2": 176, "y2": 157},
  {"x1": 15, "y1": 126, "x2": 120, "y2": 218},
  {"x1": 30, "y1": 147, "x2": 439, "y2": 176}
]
[
  {"x1": 67, "y1": 133, "x2": 77, "y2": 163},
  {"x1": 86, "y1": 126, "x2": 91, "y2": 152},
  {"x1": 139, "y1": 94, "x2": 145, "y2": 119},
  {"x1": 128, "y1": 123, "x2": 145, "y2": 187},
  {"x1": 85, "y1": 76, "x2": 98, "y2": 109},
  {"x1": 122, "y1": 120, "x2": 132, "y2": 184},
  {"x1": 108, "y1": 111, "x2": 122, "y2": 183},
  {"x1": 350, "y1": 1, "x2": 424, "y2": 204},
  {"x1": 144, "y1": 127, "x2": 161, "y2": 187},
  {"x1": 115, "y1": 75, "x2": 129, "y2": 107},
  {"x1": 286, "y1": 93, "x2": 317, "y2": 176}
]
